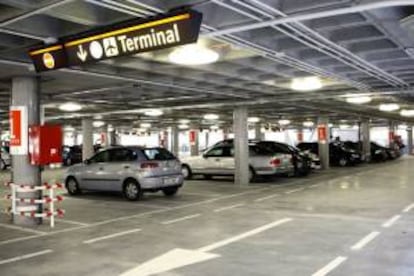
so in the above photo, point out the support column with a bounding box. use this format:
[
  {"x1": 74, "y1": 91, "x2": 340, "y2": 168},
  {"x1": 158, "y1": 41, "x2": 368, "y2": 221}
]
[
  {"x1": 361, "y1": 119, "x2": 371, "y2": 161},
  {"x1": 107, "y1": 125, "x2": 116, "y2": 146},
  {"x1": 171, "y1": 126, "x2": 179, "y2": 156},
  {"x1": 189, "y1": 129, "x2": 199, "y2": 156},
  {"x1": 205, "y1": 130, "x2": 210, "y2": 148},
  {"x1": 407, "y1": 126, "x2": 413, "y2": 155},
  {"x1": 317, "y1": 117, "x2": 330, "y2": 170},
  {"x1": 233, "y1": 107, "x2": 249, "y2": 186},
  {"x1": 82, "y1": 118, "x2": 94, "y2": 161},
  {"x1": 254, "y1": 124, "x2": 264, "y2": 140},
  {"x1": 297, "y1": 128, "x2": 304, "y2": 143},
  {"x1": 11, "y1": 77, "x2": 41, "y2": 226},
  {"x1": 389, "y1": 121, "x2": 396, "y2": 149}
]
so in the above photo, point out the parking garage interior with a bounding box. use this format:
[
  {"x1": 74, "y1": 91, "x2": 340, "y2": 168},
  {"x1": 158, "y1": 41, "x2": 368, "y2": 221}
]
[{"x1": 1, "y1": 0, "x2": 414, "y2": 275}]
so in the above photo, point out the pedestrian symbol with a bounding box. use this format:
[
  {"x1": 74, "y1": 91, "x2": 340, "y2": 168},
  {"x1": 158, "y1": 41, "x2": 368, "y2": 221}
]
[{"x1": 103, "y1": 37, "x2": 119, "y2": 57}]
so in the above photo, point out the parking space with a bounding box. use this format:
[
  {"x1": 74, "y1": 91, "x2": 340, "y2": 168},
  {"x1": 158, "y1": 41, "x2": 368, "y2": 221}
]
[{"x1": 0, "y1": 158, "x2": 413, "y2": 275}]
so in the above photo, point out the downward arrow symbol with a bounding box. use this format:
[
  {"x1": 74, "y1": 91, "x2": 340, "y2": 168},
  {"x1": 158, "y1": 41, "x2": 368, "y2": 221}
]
[{"x1": 76, "y1": 45, "x2": 88, "y2": 62}]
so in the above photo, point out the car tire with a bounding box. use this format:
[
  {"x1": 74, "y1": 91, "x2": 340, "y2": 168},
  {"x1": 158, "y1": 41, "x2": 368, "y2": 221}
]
[
  {"x1": 123, "y1": 179, "x2": 142, "y2": 201},
  {"x1": 181, "y1": 165, "x2": 192, "y2": 180},
  {"x1": 66, "y1": 177, "x2": 81, "y2": 195},
  {"x1": 339, "y1": 157, "x2": 348, "y2": 167},
  {"x1": 163, "y1": 186, "x2": 179, "y2": 197}
]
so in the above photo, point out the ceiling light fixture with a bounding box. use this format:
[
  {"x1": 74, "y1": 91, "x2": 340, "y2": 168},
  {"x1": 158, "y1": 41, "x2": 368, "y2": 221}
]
[
  {"x1": 179, "y1": 119, "x2": 190, "y2": 124},
  {"x1": 400, "y1": 109, "x2": 414, "y2": 117},
  {"x1": 204, "y1": 114, "x2": 219, "y2": 120},
  {"x1": 379, "y1": 103, "x2": 400, "y2": 112},
  {"x1": 169, "y1": 44, "x2": 219, "y2": 65},
  {"x1": 339, "y1": 124, "x2": 350, "y2": 129},
  {"x1": 303, "y1": 121, "x2": 314, "y2": 127},
  {"x1": 346, "y1": 96, "x2": 372, "y2": 104},
  {"x1": 93, "y1": 121, "x2": 105, "y2": 128},
  {"x1": 248, "y1": 117, "x2": 260, "y2": 123},
  {"x1": 210, "y1": 125, "x2": 219, "y2": 130},
  {"x1": 178, "y1": 124, "x2": 189, "y2": 130},
  {"x1": 140, "y1": 123, "x2": 151, "y2": 128},
  {"x1": 59, "y1": 102, "x2": 82, "y2": 112},
  {"x1": 278, "y1": 119, "x2": 291, "y2": 126},
  {"x1": 144, "y1": 109, "x2": 163, "y2": 116},
  {"x1": 290, "y1": 76, "x2": 323, "y2": 91}
]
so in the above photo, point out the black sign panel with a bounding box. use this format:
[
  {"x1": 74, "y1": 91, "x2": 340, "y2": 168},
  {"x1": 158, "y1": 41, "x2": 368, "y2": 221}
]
[{"x1": 28, "y1": 10, "x2": 203, "y2": 72}]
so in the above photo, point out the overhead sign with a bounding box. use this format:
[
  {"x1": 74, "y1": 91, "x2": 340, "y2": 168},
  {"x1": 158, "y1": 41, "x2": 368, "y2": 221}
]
[
  {"x1": 28, "y1": 10, "x2": 203, "y2": 72},
  {"x1": 9, "y1": 106, "x2": 28, "y2": 155}
]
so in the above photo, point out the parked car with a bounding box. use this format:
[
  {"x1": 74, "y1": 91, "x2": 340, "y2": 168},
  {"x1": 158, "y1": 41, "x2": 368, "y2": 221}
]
[
  {"x1": 344, "y1": 141, "x2": 388, "y2": 162},
  {"x1": 371, "y1": 142, "x2": 399, "y2": 160},
  {"x1": 0, "y1": 146, "x2": 10, "y2": 170},
  {"x1": 296, "y1": 142, "x2": 362, "y2": 167},
  {"x1": 180, "y1": 143, "x2": 294, "y2": 182},
  {"x1": 62, "y1": 145, "x2": 83, "y2": 166},
  {"x1": 64, "y1": 146, "x2": 183, "y2": 201}
]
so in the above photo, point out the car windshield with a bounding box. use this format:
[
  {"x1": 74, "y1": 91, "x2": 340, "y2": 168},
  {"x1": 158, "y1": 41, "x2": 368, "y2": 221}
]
[{"x1": 143, "y1": 148, "x2": 176, "y2": 160}]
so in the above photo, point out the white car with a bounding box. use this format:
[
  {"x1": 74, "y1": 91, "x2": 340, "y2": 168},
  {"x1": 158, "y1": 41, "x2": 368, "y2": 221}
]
[
  {"x1": 181, "y1": 144, "x2": 294, "y2": 182},
  {"x1": 0, "y1": 147, "x2": 10, "y2": 170}
]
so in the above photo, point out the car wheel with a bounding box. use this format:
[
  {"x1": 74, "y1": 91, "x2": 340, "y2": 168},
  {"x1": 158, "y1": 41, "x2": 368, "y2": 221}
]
[
  {"x1": 66, "y1": 177, "x2": 81, "y2": 195},
  {"x1": 123, "y1": 179, "x2": 141, "y2": 201},
  {"x1": 339, "y1": 157, "x2": 348, "y2": 167},
  {"x1": 181, "y1": 165, "x2": 192, "y2": 180},
  {"x1": 249, "y1": 167, "x2": 256, "y2": 183},
  {"x1": 163, "y1": 186, "x2": 179, "y2": 197}
]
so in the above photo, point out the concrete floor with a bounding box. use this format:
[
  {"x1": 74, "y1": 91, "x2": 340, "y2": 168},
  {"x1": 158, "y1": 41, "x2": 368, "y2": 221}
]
[{"x1": 0, "y1": 158, "x2": 413, "y2": 276}]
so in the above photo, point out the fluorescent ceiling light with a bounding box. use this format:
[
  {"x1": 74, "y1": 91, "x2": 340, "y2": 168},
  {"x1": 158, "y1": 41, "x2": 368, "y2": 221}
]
[
  {"x1": 398, "y1": 124, "x2": 408, "y2": 130},
  {"x1": 248, "y1": 117, "x2": 260, "y2": 123},
  {"x1": 328, "y1": 123, "x2": 333, "y2": 128},
  {"x1": 64, "y1": 126, "x2": 75, "y2": 132},
  {"x1": 178, "y1": 124, "x2": 189, "y2": 130},
  {"x1": 179, "y1": 119, "x2": 190, "y2": 124},
  {"x1": 93, "y1": 121, "x2": 105, "y2": 128},
  {"x1": 210, "y1": 125, "x2": 219, "y2": 130},
  {"x1": 400, "y1": 109, "x2": 414, "y2": 117},
  {"x1": 204, "y1": 114, "x2": 219, "y2": 120},
  {"x1": 290, "y1": 76, "x2": 323, "y2": 91},
  {"x1": 303, "y1": 121, "x2": 314, "y2": 127},
  {"x1": 339, "y1": 124, "x2": 350, "y2": 129},
  {"x1": 144, "y1": 109, "x2": 163, "y2": 116},
  {"x1": 346, "y1": 96, "x2": 372, "y2": 104},
  {"x1": 379, "y1": 103, "x2": 400, "y2": 112},
  {"x1": 278, "y1": 119, "x2": 291, "y2": 125},
  {"x1": 140, "y1": 123, "x2": 151, "y2": 128},
  {"x1": 59, "y1": 102, "x2": 82, "y2": 112},
  {"x1": 352, "y1": 125, "x2": 359, "y2": 130},
  {"x1": 169, "y1": 44, "x2": 219, "y2": 65}
]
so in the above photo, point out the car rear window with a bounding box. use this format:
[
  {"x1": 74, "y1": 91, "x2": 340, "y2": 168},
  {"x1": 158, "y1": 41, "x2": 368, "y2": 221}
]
[
  {"x1": 142, "y1": 148, "x2": 176, "y2": 160},
  {"x1": 249, "y1": 145, "x2": 274, "y2": 156}
]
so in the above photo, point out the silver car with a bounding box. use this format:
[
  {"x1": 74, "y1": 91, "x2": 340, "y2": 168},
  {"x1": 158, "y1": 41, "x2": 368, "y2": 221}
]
[
  {"x1": 181, "y1": 144, "x2": 294, "y2": 182},
  {"x1": 0, "y1": 147, "x2": 10, "y2": 170},
  {"x1": 64, "y1": 146, "x2": 183, "y2": 201}
]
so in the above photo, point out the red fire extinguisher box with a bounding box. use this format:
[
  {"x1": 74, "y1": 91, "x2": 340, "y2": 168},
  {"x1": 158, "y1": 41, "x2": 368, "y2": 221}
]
[{"x1": 29, "y1": 125, "x2": 62, "y2": 165}]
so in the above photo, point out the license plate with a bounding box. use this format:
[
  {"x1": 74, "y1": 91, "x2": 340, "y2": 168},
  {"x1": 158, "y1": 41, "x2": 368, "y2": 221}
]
[{"x1": 164, "y1": 177, "x2": 176, "y2": 185}]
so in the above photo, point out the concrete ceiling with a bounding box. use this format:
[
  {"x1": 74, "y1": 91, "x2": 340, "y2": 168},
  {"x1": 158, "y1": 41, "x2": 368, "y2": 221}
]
[{"x1": 1, "y1": 0, "x2": 414, "y2": 131}]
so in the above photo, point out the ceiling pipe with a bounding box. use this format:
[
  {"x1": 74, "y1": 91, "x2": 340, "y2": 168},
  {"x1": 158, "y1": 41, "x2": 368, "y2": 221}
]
[
  {"x1": 228, "y1": 0, "x2": 407, "y2": 88},
  {"x1": 206, "y1": 1, "x2": 414, "y2": 37}
]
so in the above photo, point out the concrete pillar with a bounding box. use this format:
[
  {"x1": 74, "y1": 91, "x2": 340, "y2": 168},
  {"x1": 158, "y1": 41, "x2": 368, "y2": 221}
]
[
  {"x1": 171, "y1": 126, "x2": 179, "y2": 156},
  {"x1": 317, "y1": 117, "x2": 330, "y2": 170},
  {"x1": 107, "y1": 125, "x2": 116, "y2": 146},
  {"x1": 223, "y1": 127, "x2": 230, "y2": 140},
  {"x1": 361, "y1": 120, "x2": 371, "y2": 161},
  {"x1": 190, "y1": 130, "x2": 199, "y2": 156},
  {"x1": 82, "y1": 118, "x2": 94, "y2": 161},
  {"x1": 407, "y1": 126, "x2": 413, "y2": 155},
  {"x1": 205, "y1": 130, "x2": 210, "y2": 148},
  {"x1": 11, "y1": 77, "x2": 41, "y2": 226},
  {"x1": 254, "y1": 124, "x2": 263, "y2": 140},
  {"x1": 389, "y1": 121, "x2": 396, "y2": 149},
  {"x1": 297, "y1": 128, "x2": 304, "y2": 143},
  {"x1": 233, "y1": 107, "x2": 249, "y2": 186}
]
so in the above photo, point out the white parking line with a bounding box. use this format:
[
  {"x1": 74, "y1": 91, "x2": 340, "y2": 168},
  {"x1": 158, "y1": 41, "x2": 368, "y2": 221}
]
[
  {"x1": 0, "y1": 249, "x2": 53, "y2": 265},
  {"x1": 285, "y1": 187, "x2": 305, "y2": 194},
  {"x1": 0, "y1": 223, "x2": 47, "y2": 235},
  {"x1": 83, "y1": 228, "x2": 142, "y2": 244},
  {"x1": 161, "y1": 214, "x2": 201, "y2": 225},
  {"x1": 402, "y1": 203, "x2": 414, "y2": 213},
  {"x1": 214, "y1": 203, "x2": 245, "y2": 213},
  {"x1": 312, "y1": 256, "x2": 348, "y2": 276},
  {"x1": 382, "y1": 215, "x2": 401, "y2": 228},
  {"x1": 254, "y1": 194, "x2": 280, "y2": 202},
  {"x1": 351, "y1": 231, "x2": 380, "y2": 251}
]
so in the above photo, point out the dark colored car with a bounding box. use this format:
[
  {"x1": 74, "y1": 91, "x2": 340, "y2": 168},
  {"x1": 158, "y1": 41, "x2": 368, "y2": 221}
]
[
  {"x1": 62, "y1": 145, "x2": 83, "y2": 166},
  {"x1": 344, "y1": 141, "x2": 388, "y2": 162},
  {"x1": 297, "y1": 142, "x2": 362, "y2": 167},
  {"x1": 212, "y1": 139, "x2": 312, "y2": 176},
  {"x1": 371, "y1": 142, "x2": 399, "y2": 160}
]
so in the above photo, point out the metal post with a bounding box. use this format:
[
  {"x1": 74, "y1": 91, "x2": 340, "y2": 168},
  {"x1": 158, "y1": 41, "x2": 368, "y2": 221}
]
[
  {"x1": 82, "y1": 118, "x2": 94, "y2": 161},
  {"x1": 11, "y1": 77, "x2": 41, "y2": 226},
  {"x1": 317, "y1": 117, "x2": 330, "y2": 170},
  {"x1": 361, "y1": 119, "x2": 371, "y2": 161},
  {"x1": 407, "y1": 126, "x2": 413, "y2": 155},
  {"x1": 50, "y1": 188, "x2": 54, "y2": 228},
  {"x1": 234, "y1": 107, "x2": 249, "y2": 186}
]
